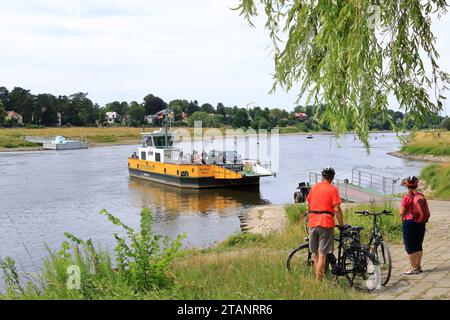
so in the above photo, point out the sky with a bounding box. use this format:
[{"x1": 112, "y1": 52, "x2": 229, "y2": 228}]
[{"x1": 0, "y1": 0, "x2": 449, "y2": 115}]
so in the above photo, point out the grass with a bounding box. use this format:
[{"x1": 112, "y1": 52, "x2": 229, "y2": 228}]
[
  {"x1": 0, "y1": 127, "x2": 145, "y2": 149},
  {"x1": 1, "y1": 203, "x2": 403, "y2": 300},
  {"x1": 421, "y1": 163, "x2": 450, "y2": 200},
  {"x1": 400, "y1": 131, "x2": 450, "y2": 156}
]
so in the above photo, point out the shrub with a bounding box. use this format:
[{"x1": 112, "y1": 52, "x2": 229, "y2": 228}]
[{"x1": 277, "y1": 119, "x2": 289, "y2": 128}]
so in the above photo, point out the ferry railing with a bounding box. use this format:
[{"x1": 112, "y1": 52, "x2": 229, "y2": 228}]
[
  {"x1": 22, "y1": 136, "x2": 87, "y2": 144},
  {"x1": 351, "y1": 169, "x2": 401, "y2": 195},
  {"x1": 309, "y1": 170, "x2": 402, "y2": 196}
]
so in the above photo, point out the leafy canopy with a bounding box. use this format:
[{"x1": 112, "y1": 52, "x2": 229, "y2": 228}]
[{"x1": 235, "y1": 0, "x2": 449, "y2": 147}]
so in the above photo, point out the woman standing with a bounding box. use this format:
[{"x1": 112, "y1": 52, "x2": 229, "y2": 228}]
[{"x1": 400, "y1": 176, "x2": 426, "y2": 275}]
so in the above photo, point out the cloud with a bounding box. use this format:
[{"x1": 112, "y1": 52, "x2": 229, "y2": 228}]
[{"x1": 0, "y1": 0, "x2": 448, "y2": 115}]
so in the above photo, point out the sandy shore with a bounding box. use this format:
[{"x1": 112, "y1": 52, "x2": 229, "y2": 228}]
[
  {"x1": 240, "y1": 202, "x2": 390, "y2": 235},
  {"x1": 388, "y1": 151, "x2": 450, "y2": 163},
  {"x1": 240, "y1": 205, "x2": 288, "y2": 235}
]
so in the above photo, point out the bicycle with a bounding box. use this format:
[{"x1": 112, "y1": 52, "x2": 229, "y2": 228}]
[
  {"x1": 355, "y1": 210, "x2": 393, "y2": 286},
  {"x1": 286, "y1": 225, "x2": 381, "y2": 292}
]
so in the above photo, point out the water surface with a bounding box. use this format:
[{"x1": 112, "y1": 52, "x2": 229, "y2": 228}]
[{"x1": 0, "y1": 132, "x2": 424, "y2": 271}]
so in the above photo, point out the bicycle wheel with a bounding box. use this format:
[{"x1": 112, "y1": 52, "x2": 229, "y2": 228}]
[
  {"x1": 372, "y1": 240, "x2": 392, "y2": 286},
  {"x1": 286, "y1": 243, "x2": 313, "y2": 274},
  {"x1": 342, "y1": 247, "x2": 381, "y2": 292}
]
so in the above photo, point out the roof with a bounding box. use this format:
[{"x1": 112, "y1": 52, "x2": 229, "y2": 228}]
[{"x1": 6, "y1": 111, "x2": 22, "y2": 117}]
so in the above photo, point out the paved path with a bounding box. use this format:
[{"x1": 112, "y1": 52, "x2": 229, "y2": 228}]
[{"x1": 376, "y1": 200, "x2": 450, "y2": 300}]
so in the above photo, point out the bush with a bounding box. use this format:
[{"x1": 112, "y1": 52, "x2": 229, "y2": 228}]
[{"x1": 277, "y1": 119, "x2": 289, "y2": 128}]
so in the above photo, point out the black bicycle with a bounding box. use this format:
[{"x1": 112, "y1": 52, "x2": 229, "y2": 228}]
[
  {"x1": 355, "y1": 210, "x2": 393, "y2": 286},
  {"x1": 286, "y1": 225, "x2": 381, "y2": 292}
]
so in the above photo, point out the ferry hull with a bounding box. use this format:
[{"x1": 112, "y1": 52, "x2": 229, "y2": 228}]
[{"x1": 129, "y1": 168, "x2": 260, "y2": 189}]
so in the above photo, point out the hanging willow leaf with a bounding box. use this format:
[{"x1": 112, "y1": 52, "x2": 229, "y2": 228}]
[{"x1": 234, "y1": 0, "x2": 449, "y2": 148}]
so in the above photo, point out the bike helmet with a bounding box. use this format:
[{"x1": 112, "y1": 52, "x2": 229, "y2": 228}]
[
  {"x1": 322, "y1": 167, "x2": 336, "y2": 180},
  {"x1": 405, "y1": 176, "x2": 419, "y2": 189}
]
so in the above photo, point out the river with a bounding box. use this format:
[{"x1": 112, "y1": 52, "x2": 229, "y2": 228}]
[{"x1": 0, "y1": 132, "x2": 425, "y2": 271}]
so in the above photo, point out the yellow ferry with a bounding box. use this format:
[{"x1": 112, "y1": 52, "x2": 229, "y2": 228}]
[{"x1": 128, "y1": 128, "x2": 275, "y2": 189}]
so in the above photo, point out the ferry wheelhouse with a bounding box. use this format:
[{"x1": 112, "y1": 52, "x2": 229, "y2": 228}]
[{"x1": 128, "y1": 129, "x2": 276, "y2": 189}]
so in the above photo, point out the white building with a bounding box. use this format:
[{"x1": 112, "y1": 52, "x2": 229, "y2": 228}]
[{"x1": 105, "y1": 112, "x2": 121, "y2": 124}]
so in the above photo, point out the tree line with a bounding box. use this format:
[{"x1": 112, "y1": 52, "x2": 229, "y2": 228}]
[{"x1": 0, "y1": 86, "x2": 447, "y2": 131}]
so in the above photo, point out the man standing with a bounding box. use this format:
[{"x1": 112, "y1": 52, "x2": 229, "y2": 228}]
[{"x1": 306, "y1": 167, "x2": 345, "y2": 281}]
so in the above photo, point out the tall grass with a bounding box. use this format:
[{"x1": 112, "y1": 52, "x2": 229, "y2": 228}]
[
  {"x1": 421, "y1": 163, "x2": 450, "y2": 199},
  {"x1": 400, "y1": 131, "x2": 450, "y2": 156}
]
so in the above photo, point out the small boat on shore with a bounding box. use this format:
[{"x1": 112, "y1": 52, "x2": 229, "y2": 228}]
[
  {"x1": 43, "y1": 136, "x2": 88, "y2": 150},
  {"x1": 306, "y1": 134, "x2": 314, "y2": 139},
  {"x1": 24, "y1": 135, "x2": 88, "y2": 150}
]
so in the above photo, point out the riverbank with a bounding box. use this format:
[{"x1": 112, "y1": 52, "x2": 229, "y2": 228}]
[
  {"x1": 387, "y1": 151, "x2": 450, "y2": 163},
  {"x1": 0, "y1": 202, "x2": 401, "y2": 300},
  {"x1": 389, "y1": 130, "x2": 450, "y2": 199},
  {"x1": 0, "y1": 206, "x2": 368, "y2": 300},
  {"x1": 399, "y1": 131, "x2": 450, "y2": 157}
]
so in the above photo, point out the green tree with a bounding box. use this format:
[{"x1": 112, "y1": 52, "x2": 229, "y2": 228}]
[
  {"x1": 128, "y1": 101, "x2": 145, "y2": 126},
  {"x1": 169, "y1": 99, "x2": 190, "y2": 120},
  {"x1": 187, "y1": 111, "x2": 210, "y2": 127},
  {"x1": 439, "y1": 117, "x2": 450, "y2": 131},
  {"x1": 232, "y1": 109, "x2": 251, "y2": 129},
  {"x1": 0, "y1": 100, "x2": 5, "y2": 126},
  {"x1": 187, "y1": 100, "x2": 200, "y2": 115},
  {"x1": 34, "y1": 93, "x2": 58, "y2": 126},
  {"x1": 236, "y1": 1, "x2": 449, "y2": 147},
  {"x1": 143, "y1": 94, "x2": 167, "y2": 116},
  {"x1": 105, "y1": 101, "x2": 129, "y2": 117},
  {"x1": 200, "y1": 103, "x2": 215, "y2": 114},
  {"x1": 216, "y1": 102, "x2": 226, "y2": 115},
  {"x1": 67, "y1": 93, "x2": 96, "y2": 126},
  {"x1": 206, "y1": 114, "x2": 225, "y2": 128},
  {"x1": 8, "y1": 87, "x2": 34, "y2": 124},
  {"x1": 0, "y1": 87, "x2": 9, "y2": 107}
]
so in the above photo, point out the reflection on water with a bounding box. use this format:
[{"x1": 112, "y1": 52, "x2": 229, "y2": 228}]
[{"x1": 128, "y1": 178, "x2": 269, "y2": 216}]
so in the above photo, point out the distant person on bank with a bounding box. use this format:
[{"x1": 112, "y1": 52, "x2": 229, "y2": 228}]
[{"x1": 306, "y1": 167, "x2": 345, "y2": 281}]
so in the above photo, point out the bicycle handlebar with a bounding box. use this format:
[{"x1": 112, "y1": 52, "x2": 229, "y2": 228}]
[{"x1": 354, "y1": 210, "x2": 392, "y2": 216}]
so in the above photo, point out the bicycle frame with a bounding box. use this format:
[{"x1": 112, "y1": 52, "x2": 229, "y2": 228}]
[{"x1": 367, "y1": 214, "x2": 383, "y2": 247}]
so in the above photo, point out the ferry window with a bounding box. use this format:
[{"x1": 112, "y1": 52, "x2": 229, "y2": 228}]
[
  {"x1": 155, "y1": 153, "x2": 161, "y2": 162},
  {"x1": 146, "y1": 137, "x2": 153, "y2": 147},
  {"x1": 141, "y1": 152, "x2": 146, "y2": 160},
  {"x1": 153, "y1": 136, "x2": 174, "y2": 147}
]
